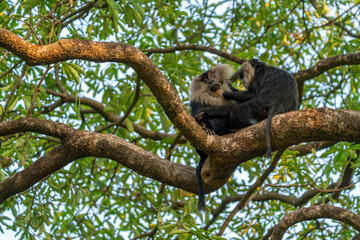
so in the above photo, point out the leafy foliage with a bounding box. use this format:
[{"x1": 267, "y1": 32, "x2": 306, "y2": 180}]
[{"x1": 0, "y1": 0, "x2": 360, "y2": 239}]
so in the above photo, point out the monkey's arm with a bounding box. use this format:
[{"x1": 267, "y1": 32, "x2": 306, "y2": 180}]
[
  {"x1": 199, "y1": 105, "x2": 232, "y2": 119},
  {"x1": 190, "y1": 101, "x2": 205, "y2": 117},
  {"x1": 200, "y1": 98, "x2": 264, "y2": 127},
  {"x1": 223, "y1": 91, "x2": 256, "y2": 103}
]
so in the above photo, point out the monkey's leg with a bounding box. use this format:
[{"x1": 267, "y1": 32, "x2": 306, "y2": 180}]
[
  {"x1": 201, "y1": 105, "x2": 232, "y2": 119},
  {"x1": 227, "y1": 99, "x2": 264, "y2": 129}
]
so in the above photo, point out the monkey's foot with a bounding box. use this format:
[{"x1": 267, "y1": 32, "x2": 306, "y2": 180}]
[
  {"x1": 230, "y1": 128, "x2": 239, "y2": 133},
  {"x1": 203, "y1": 127, "x2": 215, "y2": 135}
]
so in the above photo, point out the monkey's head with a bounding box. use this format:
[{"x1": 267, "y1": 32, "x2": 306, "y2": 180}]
[
  {"x1": 199, "y1": 70, "x2": 220, "y2": 92},
  {"x1": 189, "y1": 64, "x2": 235, "y2": 105},
  {"x1": 237, "y1": 59, "x2": 265, "y2": 89},
  {"x1": 202, "y1": 64, "x2": 234, "y2": 91}
]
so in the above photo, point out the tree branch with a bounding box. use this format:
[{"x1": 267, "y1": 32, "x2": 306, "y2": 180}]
[
  {"x1": 1, "y1": 29, "x2": 360, "y2": 201},
  {"x1": 292, "y1": 52, "x2": 360, "y2": 83},
  {"x1": 200, "y1": 108, "x2": 360, "y2": 189},
  {"x1": 1, "y1": 107, "x2": 360, "y2": 204},
  {"x1": 217, "y1": 149, "x2": 285, "y2": 236},
  {"x1": 0, "y1": 117, "x2": 198, "y2": 204},
  {"x1": 0, "y1": 28, "x2": 206, "y2": 148},
  {"x1": 270, "y1": 205, "x2": 360, "y2": 240},
  {"x1": 288, "y1": 141, "x2": 336, "y2": 156},
  {"x1": 44, "y1": 89, "x2": 187, "y2": 142},
  {"x1": 142, "y1": 44, "x2": 245, "y2": 64},
  {"x1": 0, "y1": 145, "x2": 77, "y2": 203}
]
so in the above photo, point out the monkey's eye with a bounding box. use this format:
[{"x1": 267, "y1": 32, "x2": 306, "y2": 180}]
[
  {"x1": 209, "y1": 72, "x2": 215, "y2": 78},
  {"x1": 200, "y1": 77, "x2": 208, "y2": 83}
]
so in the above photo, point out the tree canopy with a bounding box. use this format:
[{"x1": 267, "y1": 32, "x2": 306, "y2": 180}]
[{"x1": 0, "y1": 0, "x2": 360, "y2": 239}]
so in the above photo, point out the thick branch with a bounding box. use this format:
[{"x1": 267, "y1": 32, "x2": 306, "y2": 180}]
[
  {"x1": 207, "y1": 108, "x2": 360, "y2": 168},
  {"x1": 0, "y1": 28, "x2": 206, "y2": 148},
  {"x1": 293, "y1": 52, "x2": 360, "y2": 83},
  {"x1": 1, "y1": 28, "x2": 360, "y2": 155},
  {"x1": 1, "y1": 107, "x2": 359, "y2": 204},
  {"x1": 0, "y1": 146, "x2": 78, "y2": 203},
  {"x1": 0, "y1": 117, "x2": 199, "y2": 204},
  {"x1": 200, "y1": 108, "x2": 360, "y2": 193},
  {"x1": 271, "y1": 205, "x2": 360, "y2": 240}
]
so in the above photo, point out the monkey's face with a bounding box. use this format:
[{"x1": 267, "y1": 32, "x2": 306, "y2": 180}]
[
  {"x1": 201, "y1": 70, "x2": 221, "y2": 92},
  {"x1": 238, "y1": 62, "x2": 255, "y2": 89}
]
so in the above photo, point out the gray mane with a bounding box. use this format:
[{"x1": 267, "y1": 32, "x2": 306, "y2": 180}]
[{"x1": 189, "y1": 65, "x2": 234, "y2": 106}]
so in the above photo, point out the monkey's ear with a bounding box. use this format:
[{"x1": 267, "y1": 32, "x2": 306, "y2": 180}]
[
  {"x1": 248, "y1": 58, "x2": 260, "y2": 67},
  {"x1": 249, "y1": 58, "x2": 265, "y2": 69},
  {"x1": 200, "y1": 70, "x2": 209, "y2": 81}
]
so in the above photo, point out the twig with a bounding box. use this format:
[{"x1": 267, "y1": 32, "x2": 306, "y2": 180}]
[
  {"x1": 1, "y1": 64, "x2": 27, "y2": 121},
  {"x1": 28, "y1": 66, "x2": 51, "y2": 117},
  {"x1": 217, "y1": 149, "x2": 286, "y2": 236}
]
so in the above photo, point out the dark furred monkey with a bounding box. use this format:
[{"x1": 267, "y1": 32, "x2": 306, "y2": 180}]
[
  {"x1": 189, "y1": 64, "x2": 242, "y2": 211},
  {"x1": 199, "y1": 59, "x2": 299, "y2": 158}
]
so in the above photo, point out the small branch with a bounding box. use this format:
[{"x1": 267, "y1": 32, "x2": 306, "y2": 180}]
[
  {"x1": 28, "y1": 66, "x2": 51, "y2": 116},
  {"x1": 131, "y1": 224, "x2": 158, "y2": 240},
  {"x1": 0, "y1": 59, "x2": 23, "y2": 81},
  {"x1": 310, "y1": 182, "x2": 354, "y2": 193},
  {"x1": 288, "y1": 141, "x2": 337, "y2": 156},
  {"x1": 2, "y1": 64, "x2": 27, "y2": 120},
  {"x1": 12, "y1": 16, "x2": 43, "y2": 45},
  {"x1": 270, "y1": 205, "x2": 360, "y2": 240},
  {"x1": 54, "y1": 64, "x2": 68, "y2": 93},
  {"x1": 159, "y1": 133, "x2": 183, "y2": 194},
  {"x1": 217, "y1": 149, "x2": 285, "y2": 236},
  {"x1": 96, "y1": 76, "x2": 142, "y2": 133},
  {"x1": 142, "y1": 44, "x2": 245, "y2": 64},
  {"x1": 43, "y1": 89, "x2": 187, "y2": 142}
]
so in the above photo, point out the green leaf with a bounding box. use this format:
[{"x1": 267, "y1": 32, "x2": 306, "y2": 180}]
[
  {"x1": 124, "y1": 118, "x2": 134, "y2": 132},
  {"x1": 132, "y1": 8, "x2": 142, "y2": 26},
  {"x1": 62, "y1": 63, "x2": 80, "y2": 84},
  {"x1": 105, "y1": 0, "x2": 119, "y2": 22},
  {"x1": 158, "y1": 109, "x2": 170, "y2": 132},
  {"x1": 169, "y1": 229, "x2": 188, "y2": 235},
  {"x1": 0, "y1": 84, "x2": 11, "y2": 91},
  {"x1": 8, "y1": 96, "x2": 18, "y2": 111},
  {"x1": 157, "y1": 212, "x2": 163, "y2": 224}
]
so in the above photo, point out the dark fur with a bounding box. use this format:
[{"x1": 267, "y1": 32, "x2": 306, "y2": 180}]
[
  {"x1": 189, "y1": 65, "x2": 243, "y2": 211},
  {"x1": 200, "y1": 59, "x2": 299, "y2": 158}
]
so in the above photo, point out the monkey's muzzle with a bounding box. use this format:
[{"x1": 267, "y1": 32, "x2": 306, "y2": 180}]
[{"x1": 209, "y1": 83, "x2": 220, "y2": 91}]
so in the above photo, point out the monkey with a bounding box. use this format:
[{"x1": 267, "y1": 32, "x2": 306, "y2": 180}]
[
  {"x1": 197, "y1": 59, "x2": 299, "y2": 159},
  {"x1": 189, "y1": 64, "x2": 243, "y2": 211}
]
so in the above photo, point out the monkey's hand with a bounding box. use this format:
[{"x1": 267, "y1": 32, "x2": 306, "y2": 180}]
[{"x1": 194, "y1": 112, "x2": 205, "y2": 122}]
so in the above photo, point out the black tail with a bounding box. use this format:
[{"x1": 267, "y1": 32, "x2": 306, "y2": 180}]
[
  {"x1": 265, "y1": 114, "x2": 273, "y2": 159},
  {"x1": 196, "y1": 158, "x2": 206, "y2": 212}
]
